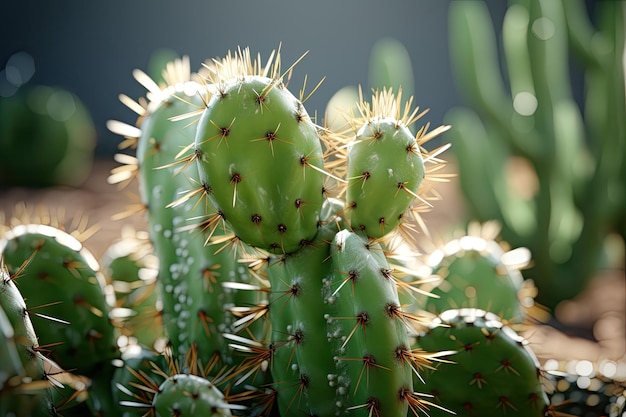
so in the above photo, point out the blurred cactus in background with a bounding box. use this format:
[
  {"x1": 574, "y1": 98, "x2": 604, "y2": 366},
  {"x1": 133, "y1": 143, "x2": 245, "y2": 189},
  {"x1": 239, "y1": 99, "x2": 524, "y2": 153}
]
[
  {"x1": 0, "y1": 53, "x2": 96, "y2": 188},
  {"x1": 445, "y1": 0, "x2": 625, "y2": 310},
  {"x1": 0, "y1": 25, "x2": 624, "y2": 415}
]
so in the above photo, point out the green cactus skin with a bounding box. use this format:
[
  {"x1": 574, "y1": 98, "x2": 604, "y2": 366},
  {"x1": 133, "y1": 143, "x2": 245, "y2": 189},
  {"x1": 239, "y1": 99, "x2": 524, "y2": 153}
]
[
  {"x1": 414, "y1": 308, "x2": 549, "y2": 417},
  {"x1": 131, "y1": 75, "x2": 264, "y2": 374},
  {"x1": 0, "y1": 224, "x2": 121, "y2": 416},
  {"x1": 346, "y1": 114, "x2": 425, "y2": 238},
  {"x1": 421, "y1": 234, "x2": 528, "y2": 324},
  {"x1": 326, "y1": 229, "x2": 415, "y2": 417},
  {"x1": 265, "y1": 200, "x2": 346, "y2": 417},
  {"x1": 0, "y1": 303, "x2": 23, "y2": 389},
  {"x1": 0, "y1": 224, "x2": 118, "y2": 375},
  {"x1": 101, "y1": 234, "x2": 163, "y2": 350},
  {"x1": 193, "y1": 74, "x2": 325, "y2": 254},
  {"x1": 152, "y1": 373, "x2": 236, "y2": 417},
  {"x1": 0, "y1": 264, "x2": 54, "y2": 417},
  {"x1": 0, "y1": 84, "x2": 96, "y2": 187}
]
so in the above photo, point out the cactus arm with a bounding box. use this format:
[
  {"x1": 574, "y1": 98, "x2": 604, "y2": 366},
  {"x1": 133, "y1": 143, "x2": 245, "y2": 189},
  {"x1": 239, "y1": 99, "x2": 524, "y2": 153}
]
[{"x1": 329, "y1": 229, "x2": 413, "y2": 417}]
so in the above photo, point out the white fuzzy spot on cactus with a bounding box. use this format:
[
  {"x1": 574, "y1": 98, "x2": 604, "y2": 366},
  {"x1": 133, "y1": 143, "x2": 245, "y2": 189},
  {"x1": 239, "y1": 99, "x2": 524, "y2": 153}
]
[
  {"x1": 153, "y1": 224, "x2": 163, "y2": 233},
  {"x1": 163, "y1": 229, "x2": 172, "y2": 238},
  {"x1": 165, "y1": 284, "x2": 173, "y2": 293},
  {"x1": 291, "y1": 363, "x2": 298, "y2": 372}
]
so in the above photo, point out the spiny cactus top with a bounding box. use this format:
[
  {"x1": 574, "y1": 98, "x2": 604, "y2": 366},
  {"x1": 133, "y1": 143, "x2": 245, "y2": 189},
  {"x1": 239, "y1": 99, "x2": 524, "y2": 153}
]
[
  {"x1": 422, "y1": 223, "x2": 531, "y2": 323},
  {"x1": 339, "y1": 88, "x2": 451, "y2": 240},
  {"x1": 188, "y1": 49, "x2": 326, "y2": 254},
  {"x1": 152, "y1": 373, "x2": 241, "y2": 417}
]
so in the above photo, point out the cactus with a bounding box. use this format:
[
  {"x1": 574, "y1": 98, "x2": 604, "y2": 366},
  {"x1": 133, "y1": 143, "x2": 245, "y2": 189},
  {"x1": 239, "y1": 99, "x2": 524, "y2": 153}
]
[
  {"x1": 0, "y1": 84, "x2": 96, "y2": 187},
  {"x1": 152, "y1": 373, "x2": 239, "y2": 417},
  {"x1": 9, "y1": 43, "x2": 615, "y2": 417},
  {"x1": 343, "y1": 88, "x2": 448, "y2": 239},
  {"x1": 263, "y1": 199, "x2": 345, "y2": 416},
  {"x1": 188, "y1": 48, "x2": 326, "y2": 254},
  {"x1": 0, "y1": 263, "x2": 54, "y2": 416},
  {"x1": 0, "y1": 223, "x2": 121, "y2": 415},
  {"x1": 326, "y1": 229, "x2": 418, "y2": 417},
  {"x1": 108, "y1": 55, "x2": 267, "y2": 384},
  {"x1": 414, "y1": 308, "x2": 549, "y2": 416},
  {"x1": 100, "y1": 230, "x2": 163, "y2": 349},
  {"x1": 418, "y1": 223, "x2": 532, "y2": 324},
  {"x1": 446, "y1": 0, "x2": 626, "y2": 309}
]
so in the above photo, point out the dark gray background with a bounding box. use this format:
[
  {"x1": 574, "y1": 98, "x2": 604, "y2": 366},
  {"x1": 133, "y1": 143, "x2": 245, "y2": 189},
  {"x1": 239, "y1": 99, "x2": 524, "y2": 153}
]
[{"x1": 2, "y1": 0, "x2": 588, "y2": 157}]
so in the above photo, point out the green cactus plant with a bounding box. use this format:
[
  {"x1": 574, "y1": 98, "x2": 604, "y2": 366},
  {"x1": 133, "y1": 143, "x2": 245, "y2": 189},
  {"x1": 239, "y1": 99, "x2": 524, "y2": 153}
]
[
  {"x1": 446, "y1": 0, "x2": 626, "y2": 310},
  {"x1": 414, "y1": 308, "x2": 549, "y2": 417},
  {"x1": 418, "y1": 222, "x2": 533, "y2": 324},
  {"x1": 108, "y1": 55, "x2": 268, "y2": 387},
  {"x1": 152, "y1": 373, "x2": 240, "y2": 417},
  {"x1": 326, "y1": 229, "x2": 417, "y2": 417},
  {"x1": 187, "y1": 49, "x2": 327, "y2": 254},
  {"x1": 0, "y1": 84, "x2": 96, "y2": 187},
  {"x1": 0, "y1": 223, "x2": 121, "y2": 416},
  {"x1": 7, "y1": 42, "x2": 613, "y2": 417},
  {"x1": 100, "y1": 230, "x2": 163, "y2": 350},
  {"x1": 262, "y1": 199, "x2": 346, "y2": 417},
  {"x1": 0, "y1": 263, "x2": 55, "y2": 416}
]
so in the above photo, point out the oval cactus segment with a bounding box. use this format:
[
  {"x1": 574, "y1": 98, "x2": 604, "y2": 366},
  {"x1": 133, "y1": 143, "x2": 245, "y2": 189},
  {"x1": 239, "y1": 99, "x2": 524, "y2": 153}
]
[
  {"x1": 423, "y1": 236, "x2": 526, "y2": 323},
  {"x1": 0, "y1": 224, "x2": 118, "y2": 376},
  {"x1": 415, "y1": 308, "x2": 548, "y2": 417},
  {"x1": 194, "y1": 75, "x2": 325, "y2": 253},
  {"x1": 152, "y1": 374, "x2": 234, "y2": 417},
  {"x1": 346, "y1": 118, "x2": 425, "y2": 238},
  {"x1": 328, "y1": 229, "x2": 413, "y2": 417}
]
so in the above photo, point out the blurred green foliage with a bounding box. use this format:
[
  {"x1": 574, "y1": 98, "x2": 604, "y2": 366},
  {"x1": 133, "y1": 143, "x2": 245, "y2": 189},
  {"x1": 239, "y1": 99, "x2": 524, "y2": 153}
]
[{"x1": 445, "y1": 0, "x2": 625, "y2": 310}]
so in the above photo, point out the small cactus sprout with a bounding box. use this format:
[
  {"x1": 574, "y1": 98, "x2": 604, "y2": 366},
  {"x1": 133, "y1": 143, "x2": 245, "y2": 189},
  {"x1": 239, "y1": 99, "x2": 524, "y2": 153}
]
[
  {"x1": 343, "y1": 88, "x2": 450, "y2": 239},
  {"x1": 414, "y1": 308, "x2": 549, "y2": 417},
  {"x1": 421, "y1": 222, "x2": 532, "y2": 324},
  {"x1": 152, "y1": 374, "x2": 239, "y2": 417},
  {"x1": 190, "y1": 48, "x2": 326, "y2": 253}
]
